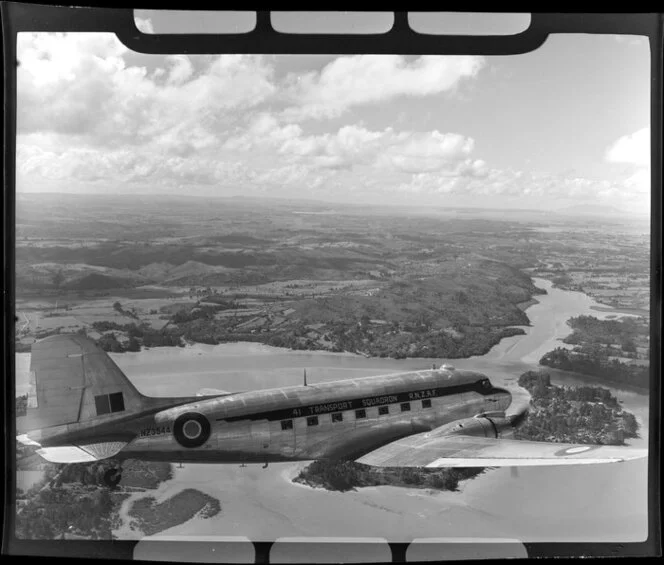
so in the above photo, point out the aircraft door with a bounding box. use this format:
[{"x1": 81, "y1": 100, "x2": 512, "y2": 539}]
[{"x1": 251, "y1": 420, "x2": 271, "y2": 458}]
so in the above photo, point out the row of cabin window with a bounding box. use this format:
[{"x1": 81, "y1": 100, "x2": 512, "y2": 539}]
[{"x1": 280, "y1": 398, "x2": 432, "y2": 430}]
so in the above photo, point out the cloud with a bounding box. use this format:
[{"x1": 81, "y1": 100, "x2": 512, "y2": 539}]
[
  {"x1": 605, "y1": 127, "x2": 649, "y2": 167},
  {"x1": 224, "y1": 115, "x2": 477, "y2": 174},
  {"x1": 395, "y1": 166, "x2": 648, "y2": 214},
  {"x1": 17, "y1": 33, "x2": 276, "y2": 153},
  {"x1": 281, "y1": 55, "x2": 484, "y2": 120},
  {"x1": 135, "y1": 17, "x2": 155, "y2": 34},
  {"x1": 604, "y1": 128, "x2": 650, "y2": 209},
  {"x1": 166, "y1": 55, "x2": 194, "y2": 84},
  {"x1": 14, "y1": 34, "x2": 648, "y2": 216}
]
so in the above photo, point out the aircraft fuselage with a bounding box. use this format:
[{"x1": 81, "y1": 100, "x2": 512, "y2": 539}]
[{"x1": 117, "y1": 368, "x2": 512, "y2": 464}]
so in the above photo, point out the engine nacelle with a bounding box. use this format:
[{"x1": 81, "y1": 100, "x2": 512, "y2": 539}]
[{"x1": 432, "y1": 414, "x2": 516, "y2": 439}]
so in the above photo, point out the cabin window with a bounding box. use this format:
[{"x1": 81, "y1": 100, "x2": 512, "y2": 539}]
[
  {"x1": 109, "y1": 392, "x2": 125, "y2": 412},
  {"x1": 378, "y1": 405, "x2": 389, "y2": 416},
  {"x1": 281, "y1": 419, "x2": 293, "y2": 430},
  {"x1": 94, "y1": 392, "x2": 125, "y2": 416},
  {"x1": 355, "y1": 409, "x2": 367, "y2": 419},
  {"x1": 307, "y1": 416, "x2": 319, "y2": 427},
  {"x1": 422, "y1": 399, "x2": 432, "y2": 409},
  {"x1": 95, "y1": 394, "x2": 111, "y2": 416},
  {"x1": 400, "y1": 402, "x2": 411, "y2": 412},
  {"x1": 332, "y1": 412, "x2": 343, "y2": 423}
]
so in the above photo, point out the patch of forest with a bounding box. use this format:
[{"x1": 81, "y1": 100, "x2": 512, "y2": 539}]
[
  {"x1": 293, "y1": 460, "x2": 484, "y2": 492},
  {"x1": 539, "y1": 347, "x2": 649, "y2": 390},
  {"x1": 15, "y1": 459, "x2": 173, "y2": 539},
  {"x1": 563, "y1": 315, "x2": 649, "y2": 350},
  {"x1": 538, "y1": 315, "x2": 649, "y2": 390},
  {"x1": 80, "y1": 262, "x2": 542, "y2": 360},
  {"x1": 514, "y1": 371, "x2": 639, "y2": 444},
  {"x1": 128, "y1": 489, "x2": 221, "y2": 536}
]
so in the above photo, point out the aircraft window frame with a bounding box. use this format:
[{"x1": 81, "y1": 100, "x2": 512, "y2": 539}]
[
  {"x1": 400, "y1": 402, "x2": 411, "y2": 412},
  {"x1": 307, "y1": 416, "x2": 319, "y2": 427},
  {"x1": 378, "y1": 405, "x2": 389, "y2": 416},
  {"x1": 281, "y1": 419, "x2": 293, "y2": 430},
  {"x1": 331, "y1": 412, "x2": 343, "y2": 423},
  {"x1": 422, "y1": 399, "x2": 432, "y2": 409},
  {"x1": 355, "y1": 409, "x2": 367, "y2": 419}
]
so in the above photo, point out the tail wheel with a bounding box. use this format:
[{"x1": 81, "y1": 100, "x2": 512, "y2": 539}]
[{"x1": 173, "y1": 412, "x2": 211, "y2": 448}]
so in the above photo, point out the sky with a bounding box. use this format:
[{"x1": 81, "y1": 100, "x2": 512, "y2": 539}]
[{"x1": 15, "y1": 14, "x2": 651, "y2": 215}]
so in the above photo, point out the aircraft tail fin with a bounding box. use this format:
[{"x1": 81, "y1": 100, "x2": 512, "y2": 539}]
[{"x1": 17, "y1": 334, "x2": 147, "y2": 434}]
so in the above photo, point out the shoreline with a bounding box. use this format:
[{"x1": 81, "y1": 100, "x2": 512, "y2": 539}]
[
  {"x1": 124, "y1": 275, "x2": 641, "y2": 367},
  {"x1": 15, "y1": 276, "x2": 649, "y2": 398}
]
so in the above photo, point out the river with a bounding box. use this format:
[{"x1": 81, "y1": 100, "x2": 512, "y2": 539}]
[{"x1": 14, "y1": 278, "x2": 650, "y2": 543}]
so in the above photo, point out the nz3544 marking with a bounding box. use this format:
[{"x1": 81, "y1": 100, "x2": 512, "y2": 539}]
[{"x1": 140, "y1": 426, "x2": 171, "y2": 438}]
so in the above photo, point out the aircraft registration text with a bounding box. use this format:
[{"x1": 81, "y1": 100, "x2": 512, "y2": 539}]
[{"x1": 140, "y1": 426, "x2": 171, "y2": 438}]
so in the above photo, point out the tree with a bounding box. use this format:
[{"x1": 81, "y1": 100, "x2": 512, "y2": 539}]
[
  {"x1": 622, "y1": 413, "x2": 639, "y2": 436},
  {"x1": 621, "y1": 339, "x2": 637, "y2": 353}
]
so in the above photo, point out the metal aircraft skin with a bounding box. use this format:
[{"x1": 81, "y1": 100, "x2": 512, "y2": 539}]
[{"x1": 16, "y1": 335, "x2": 646, "y2": 484}]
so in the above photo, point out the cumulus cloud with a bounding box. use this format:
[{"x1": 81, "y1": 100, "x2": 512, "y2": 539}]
[
  {"x1": 17, "y1": 33, "x2": 276, "y2": 152},
  {"x1": 395, "y1": 165, "x2": 647, "y2": 214},
  {"x1": 14, "y1": 33, "x2": 647, "y2": 215},
  {"x1": 604, "y1": 128, "x2": 650, "y2": 211},
  {"x1": 223, "y1": 115, "x2": 477, "y2": 175},
  {"x1": 135, "y1": 17, "x2": 155, "y2": 34},
  {"x1": 605, "y1": 127, "x2": 649, "y2": 167},
  {"x1": 281, "y1": 55, "x2": 484, "y2": 120}
]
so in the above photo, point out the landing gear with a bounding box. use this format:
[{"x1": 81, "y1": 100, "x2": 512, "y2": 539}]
[
  {"x1": 262, "y1": 461, "x2": 269, "y2": 469},
  {"x1": 103, "y1": 468, "x2": 122, "y2": 489}
]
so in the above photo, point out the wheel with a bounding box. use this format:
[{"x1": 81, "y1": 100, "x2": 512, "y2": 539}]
[{"x1": 103, "y1": 468, "x2": 122, "y2": 488}]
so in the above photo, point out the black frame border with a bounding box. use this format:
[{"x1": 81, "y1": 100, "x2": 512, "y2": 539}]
[{"x1": 2, "y1": 5, "x2": 662, "y2": 562}]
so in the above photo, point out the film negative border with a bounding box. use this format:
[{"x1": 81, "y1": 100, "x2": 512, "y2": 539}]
[{"x1": 2, "y1": 5, "x2": 662, "y2": 562}]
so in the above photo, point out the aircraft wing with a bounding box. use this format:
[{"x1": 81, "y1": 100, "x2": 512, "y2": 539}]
[{"x1": 355, "y1": 433, "x2": 647, "y2": 468}]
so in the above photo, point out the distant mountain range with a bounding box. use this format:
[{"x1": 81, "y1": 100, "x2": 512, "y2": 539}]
[
  {"x1": 553, "y1": 204, "x2": 646, "y2": 218},
  {"x1": 16, "y1": 192, "x2": 649, "y2": 221}
]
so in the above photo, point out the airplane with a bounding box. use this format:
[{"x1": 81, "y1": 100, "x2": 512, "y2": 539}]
[{"x1": 16, "y1": 334, "x2": 647, "y2": 487}]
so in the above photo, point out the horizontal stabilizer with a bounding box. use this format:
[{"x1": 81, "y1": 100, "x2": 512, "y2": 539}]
[
  {"x1": 356, "y1": 433, "x2": 647, "y2": 468},
  {"x1": 35, "y1": 440, "x2": 129, "y2": 464}
]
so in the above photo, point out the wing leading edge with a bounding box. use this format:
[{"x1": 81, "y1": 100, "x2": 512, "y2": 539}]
[{"x1": 355, "y1": 433, "x2": 647, "y2": 468}]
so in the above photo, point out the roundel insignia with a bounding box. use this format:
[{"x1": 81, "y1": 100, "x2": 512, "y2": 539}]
[
  {"x1": 553, "y1": 445, "x2": 601, "y2": 457},
  {"x1": 173, "y1": 412, "x2": 210, "y2": 448}
]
